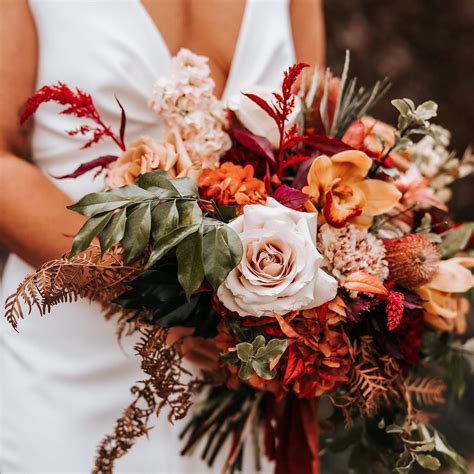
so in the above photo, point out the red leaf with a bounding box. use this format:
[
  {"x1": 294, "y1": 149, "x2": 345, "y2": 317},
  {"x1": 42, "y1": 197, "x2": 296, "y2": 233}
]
[
  {"x1": 242, "y1": 92, "x2": 277, "y2": 120},
  {"x1": 233, "y1": 127, "x2": 276, "y2": 165},
  {"x1": 302, "y1": 134, "x2": 354, "y2": 155},
  {"x1": 283, "y1": 345, "x2": 305, "y2": 385},
  {"x1": 274, "y1": 184, "x2": 311, "y2": 210},
  {"x1": 115, "y1": 95, "x2": 127, "y2": 145},
  {"x1": 51, "y1": 154, "x2": 118, "y2": 180}
]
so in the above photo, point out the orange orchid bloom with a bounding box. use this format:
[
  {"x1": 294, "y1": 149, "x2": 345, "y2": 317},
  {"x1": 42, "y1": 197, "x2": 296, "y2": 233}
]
[
  {"x1": 303, "y1": 150, "x2": 402, "y2": 228},
  {"x1": 415, "y1": 257, "x2": 474, "y2": 334}
]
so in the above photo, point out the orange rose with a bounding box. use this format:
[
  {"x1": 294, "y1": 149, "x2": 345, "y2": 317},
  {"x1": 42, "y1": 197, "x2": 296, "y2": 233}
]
[{"x1": 303, "y1": 150, "x2": 401, "y2": 228}]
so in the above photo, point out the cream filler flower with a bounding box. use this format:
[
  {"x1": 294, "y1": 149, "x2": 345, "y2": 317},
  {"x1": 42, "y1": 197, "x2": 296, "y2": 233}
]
[{"x1": 217, "y1": 198, "x2": 338, "y2": 317}]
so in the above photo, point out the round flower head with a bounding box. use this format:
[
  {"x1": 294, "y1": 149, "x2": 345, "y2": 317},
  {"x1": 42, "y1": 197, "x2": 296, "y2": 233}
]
[{"x1": 217, "y1": 198, "x2": 338, "y2": 317}]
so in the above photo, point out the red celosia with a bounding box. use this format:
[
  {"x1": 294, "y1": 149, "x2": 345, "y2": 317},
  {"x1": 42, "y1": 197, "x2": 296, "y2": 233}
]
[
  {"x1": 386, "y1": 290, "x2": 405, "y2": 331},
  {"x1": 20, "y1": 82, "x2": 125, "y2": 151},
  {"x1": 243, "y1": 63, "x2": 309, "y2": 178}
]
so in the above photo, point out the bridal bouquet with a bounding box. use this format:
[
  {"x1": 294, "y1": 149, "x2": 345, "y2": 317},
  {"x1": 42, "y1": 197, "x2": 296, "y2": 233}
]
[{"x1": 6, "y1": 49, "x2": 474, "y2": 473}]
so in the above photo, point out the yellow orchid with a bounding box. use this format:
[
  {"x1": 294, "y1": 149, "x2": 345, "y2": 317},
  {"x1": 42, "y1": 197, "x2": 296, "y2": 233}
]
[
  {"x1": 303, "y1": 150, "x2": 402, "y2": 228},
  {"x1": 415, "y1": 257, "x2": 474, "y2": 334}
]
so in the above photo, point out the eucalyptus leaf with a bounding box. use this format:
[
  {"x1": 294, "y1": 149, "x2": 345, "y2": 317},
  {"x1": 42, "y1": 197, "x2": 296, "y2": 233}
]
[
  {"x1": 252, "y1": 360, "x2": 276, "y2": 380},
  {"x1": 237, "y1": 342, "x2": 253, "y2": 363},
  {"x1": 438, "y1": 223, "x2": 474, "y2": 258},
  {"x1": 99, "y1": 208, "x2": 127, "y2": 253},
  {"x1": 414, "y1": 454, "x2": 441, "y2": 471},
  {"x1": 239, "y1": 362, "x2": 253, "y2": 380},
  {"x1": 176, "y1": 228, "x2": 205, "y2": 298},
  {"x1": 70, "y1": 212, "x2": 112, "y2": 256},
  {"x1": 251, "y1": 335, "x2": 266, "y2": 353},
  {"x1": 122, "y1": 203, "x2": 151, "y2": 263}
]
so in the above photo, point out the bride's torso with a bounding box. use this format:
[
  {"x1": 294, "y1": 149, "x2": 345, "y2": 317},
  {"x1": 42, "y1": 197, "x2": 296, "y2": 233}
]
[
  {"x1": 29, "y1": 0, "x2": 296, "y2": 199},
  {"x1": 1, "y1": 1, "x2": 295, "y2": 471}
]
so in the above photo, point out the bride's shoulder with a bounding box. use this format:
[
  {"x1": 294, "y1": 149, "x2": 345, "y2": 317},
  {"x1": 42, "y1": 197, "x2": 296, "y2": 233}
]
[
  {"x1": 290, "y1": 0, "x2": 325, "y2": 66},
  {"x1": 0, "y1": 0, "x2": 37, "y2": 157}
]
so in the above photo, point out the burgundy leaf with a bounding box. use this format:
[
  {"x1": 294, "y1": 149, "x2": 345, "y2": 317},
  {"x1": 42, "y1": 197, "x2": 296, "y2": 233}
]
[
  {"x1": 233, "y1": 127, "x2": 276, "y2": 165},
  {"x1": 302, "y1": 134, "x2": 354, "y2": 155},
  {"x1": 115, "y1": 95, "x2": 127, "y2": 145},
  {"x1": 51, "y1": 154, "x2": 118, "y2": 180},
  {"x1": 274, "y1": 184, "x2": 311, "y2": 210},
  {"x1": 242, "y1": 92, "x2": 277, "y2": 120}
]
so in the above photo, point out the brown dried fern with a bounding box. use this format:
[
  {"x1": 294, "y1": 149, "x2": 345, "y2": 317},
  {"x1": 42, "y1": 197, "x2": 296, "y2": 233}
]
[
  {"x1": 93, "y1": 326, "x2": 206, "y2": 474},
  {"x1": 406, "y1": 376, "x2": 446, "y2": 407},
  {"x1": 4, "y1": 244, "x2": 141, "y2": 331},
  {"x1": 331, "y1": 336, "x2": 403, "y2": 424}
]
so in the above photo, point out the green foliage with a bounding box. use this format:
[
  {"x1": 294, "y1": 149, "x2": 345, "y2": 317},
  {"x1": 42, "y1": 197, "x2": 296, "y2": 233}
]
[
  {"x1": 392, "y1": 422, "x2": 468, "y2": 474},
  {"x1": 390, "y1": 98, "x2": 439, "y2": 153},
  {"x1": 298, "y1": 50, "x2": 391, "y2": 138},
  {"x1": 114, "y1": 261, "x2": 219, "y2": 338},
  {"x1": 68, "y1": 170, "x2": 243, "y2": 296},
  {"x1": 230, "y1": 335, "x2": 287, "y2": 381},
  {"x1": 438, "y1": 223, "x2": 474, "y2": 259}
]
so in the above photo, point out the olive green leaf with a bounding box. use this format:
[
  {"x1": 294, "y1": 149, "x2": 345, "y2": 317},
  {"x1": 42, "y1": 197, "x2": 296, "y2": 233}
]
[
  {"x1": 136, "y1": 170, "x2": 179, "y2": 194},
  {"x1": 414, "y1": 454, "x2": 441, "y2": 471},
  {"x1": 122, "y1": 203, "x2": 151, "y2": 263},
  {"x1": 145, "y1": 224, "x2": 200, "y2": 269},
  {"x1": 151, "y1": 201, "x2": 179, "y2": 240},
  {"x1": 99, "y1": 208, "x2": 127, "y2": 253},
  {"x1": 438, "y1": 222, "x2": 474, "y2": 259},
  {"x1": 202, "y1": 225, "x2": 243, "y2": 291},
  {"x1": 176, "y1": 227, "x2": 205, "y2": 298},
  {"x1": 70, "y1": 212, "x2": 112, "y2": 256},
  {"x1": 235, "y1": 336, "x2": 287, "y2": 381}
]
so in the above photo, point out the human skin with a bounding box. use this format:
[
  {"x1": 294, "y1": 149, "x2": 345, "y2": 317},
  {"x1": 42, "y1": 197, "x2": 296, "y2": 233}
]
[{"x1": 0, "y1": 0, "x2": 325, "y2": 366}]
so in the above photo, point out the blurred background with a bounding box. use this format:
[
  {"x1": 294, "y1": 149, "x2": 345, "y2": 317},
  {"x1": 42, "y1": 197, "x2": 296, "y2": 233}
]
[{"x1": 324, "y1": 0, "x2": 474, "y2": 466}]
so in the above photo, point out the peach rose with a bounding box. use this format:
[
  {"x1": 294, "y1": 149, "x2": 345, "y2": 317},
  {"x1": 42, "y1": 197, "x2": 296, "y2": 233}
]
[
  {"x1": 106, "y1": 130, "x2": 200, "y2": 188},
  {"x1": 415, "y1": 257, "x2": 474, "y2": 334},
  {"x1": 217, "y1": 198, "x2": 338, "y2": 317},
  {"x1": 303, "y1": 150, "x2": 402, "y2": 228}
]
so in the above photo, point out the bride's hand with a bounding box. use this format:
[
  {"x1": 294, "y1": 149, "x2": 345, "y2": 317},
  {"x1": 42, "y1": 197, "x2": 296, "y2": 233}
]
[{"x1": 167, "y1": 326, "x2": 220, "y2": 372}]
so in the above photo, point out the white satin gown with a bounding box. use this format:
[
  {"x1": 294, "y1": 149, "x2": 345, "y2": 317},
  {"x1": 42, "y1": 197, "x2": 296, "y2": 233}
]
[{"x1": 0, "y1": 0, "x2": 296, "y2": 471}]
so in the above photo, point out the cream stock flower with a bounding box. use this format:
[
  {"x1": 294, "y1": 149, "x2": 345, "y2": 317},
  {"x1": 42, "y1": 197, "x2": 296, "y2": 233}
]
[
  {"x1": 105, "y1": 132, "x2": 200, "y2": 188},
  {"x1": 227, "y1": 86, "x2": 302, "y2": 148},
  {"x1": 217, "y1": 198, "x2": 338, "y2": 317},
  {"x1": 415, "y1": 257, "x2": 474, "y2": 334}
]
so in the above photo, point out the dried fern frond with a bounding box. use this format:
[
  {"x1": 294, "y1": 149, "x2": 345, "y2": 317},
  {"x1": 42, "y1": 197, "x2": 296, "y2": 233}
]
[
  {"x1": 5, "y1": 244, "x2": 142, "y2": 331},
  {"x1": 93, "y1": 326, "x2": 206, "y2": 473},
  {"x1": 331, "y1": 336, "x2": 403, "y2": 424},
  {"x1": 406, "y1": 376, "x2": 446, "y2": 407}
]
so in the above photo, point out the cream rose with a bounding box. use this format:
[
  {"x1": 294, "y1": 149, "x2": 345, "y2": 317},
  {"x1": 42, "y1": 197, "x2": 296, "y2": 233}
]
[
  {"x1": 217, "y1": 198, "x2": 338, "y2": 317},
  {"x1": 228, "y1": 86, "x2": 302, "y2": 148}
]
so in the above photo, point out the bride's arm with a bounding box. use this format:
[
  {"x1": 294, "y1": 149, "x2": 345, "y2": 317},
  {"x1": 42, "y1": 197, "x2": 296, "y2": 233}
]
[
  {"x1": 291, "y1": 0, "x2": 326, "y2": 65},
  {"x1": 0, "y1": 1, "x2": 85, "y2": 267}
]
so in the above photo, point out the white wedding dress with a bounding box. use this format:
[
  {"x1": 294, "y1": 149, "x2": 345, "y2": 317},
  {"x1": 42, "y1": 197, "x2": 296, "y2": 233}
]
[{"x1": 0, "y1": 1, "x2": 296, "y2": 472}]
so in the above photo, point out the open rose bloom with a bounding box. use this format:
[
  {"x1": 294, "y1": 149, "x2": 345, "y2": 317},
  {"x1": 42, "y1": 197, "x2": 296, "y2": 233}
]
[
  {"x1": 13, "y1": 52, "x2": 474, "y2": 474},
  {"x1": 218, "y1": 198, "x2": 338, "y2": 317}
]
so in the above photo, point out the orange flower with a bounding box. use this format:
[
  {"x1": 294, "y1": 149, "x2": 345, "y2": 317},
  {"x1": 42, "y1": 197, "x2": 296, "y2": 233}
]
[
  {"x1": 199, "y1": 162, "x2": 266, "y2": 212},
  {"x1": 415, "y1": 257, "x2": 474, "y2": 334},
  {"x1": 303, "y1": 150, "x2": 402, "y2": 228}
]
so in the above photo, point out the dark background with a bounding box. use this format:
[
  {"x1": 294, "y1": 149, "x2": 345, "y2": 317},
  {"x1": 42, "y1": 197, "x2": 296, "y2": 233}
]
[{"x1": 324, "y1": 0, "x2": 474, "y2": 465}]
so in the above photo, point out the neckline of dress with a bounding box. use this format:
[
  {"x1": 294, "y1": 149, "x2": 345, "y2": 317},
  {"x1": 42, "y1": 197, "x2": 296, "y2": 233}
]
[{"x1": 136, "y1": 0, "x2": 251, "y2": 100}]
